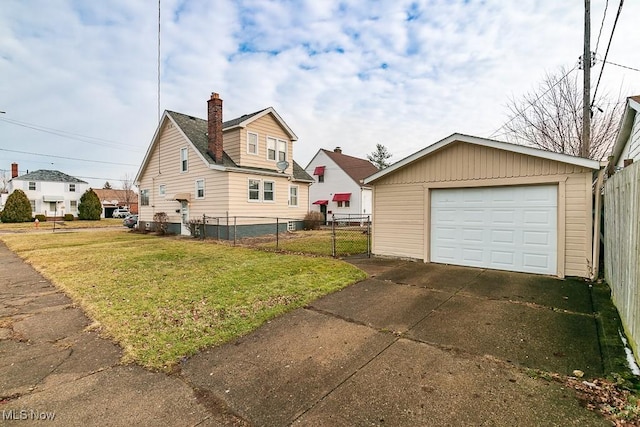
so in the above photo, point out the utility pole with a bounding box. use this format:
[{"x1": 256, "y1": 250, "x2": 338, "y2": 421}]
[{"x1": 581, "y1": 0, "x2": 591, "y2": 158}]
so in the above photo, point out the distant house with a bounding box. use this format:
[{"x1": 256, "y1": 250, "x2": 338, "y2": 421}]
[
  {"x1": 93, "y1": 188, "x2": 138, "y2": 218},
  {"x1": 609, "y1": 95, "x2": 640, "y2": 172},
  {"x1": 135, "y1": 92, "x2": 313, "y2": 236},
  {"x1": 305, "y1": 147, "x2": 379, "y2": 222},
  {"x1": 7, "y1": 163, "x2": 89, "y2": 219}
]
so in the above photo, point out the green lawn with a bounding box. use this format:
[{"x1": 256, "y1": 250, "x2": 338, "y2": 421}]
[
  {"x1": 0, "y1": 218, "x2": 124, "y2": 231},
  {"x1": 0, "y1": 231, "x2": 366, "y2": 370}
]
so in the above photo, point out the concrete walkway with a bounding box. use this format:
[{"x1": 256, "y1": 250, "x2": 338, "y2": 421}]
[{"x1": 0, "y1": 243, "x2": 613, "y2": 426}]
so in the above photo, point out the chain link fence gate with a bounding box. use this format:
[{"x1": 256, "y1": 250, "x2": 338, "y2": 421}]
[{"x1": 330, "y1": 214, "x2": 371, "y2": 258}]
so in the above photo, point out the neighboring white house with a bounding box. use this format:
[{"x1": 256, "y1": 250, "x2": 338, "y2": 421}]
[
  {"x1": 7, "y1": 164, "x2": 89, "y2": 218},
  {"x1": 305, "y1": 147, "x2": 379, "y2": 222},
  {"x1": 610, "y1": 95, "x2": 640, "y2": 170}
]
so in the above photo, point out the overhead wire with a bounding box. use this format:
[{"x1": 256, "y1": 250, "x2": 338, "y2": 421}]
[
  {"x1": 0, "y1": 148, "x2": 139, "y2": 166},
  {"x1": 594, "y1": 0, "x2": 609, "y2": 54},
  {"x1": 488, "y1": 64, "x2": 578, "y2": 139},
  {"x1": 591, "y1": 0, "x2": 625, "y2": 108}
]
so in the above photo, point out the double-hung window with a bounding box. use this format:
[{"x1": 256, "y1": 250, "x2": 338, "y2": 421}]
[
  {"x1": 195, "y1": 179, "x2": 205, "y2": 199},
  {"x1": 70, "y1": 200, "x2": 77, "y2": 212},
  {"x1": 289, "y1": 185, "x2": 298, "y2": 207},
  {"x1": 140, "y1": 189, "x2": 150, "y2": 206},
  {"x1": 180, "y1": 148, "x2": 188, "y2": 172},
  {"x1": 159, "y1": 184, "x2": 166, "y2": 196},
  {"x1": 267, "y1": 137, "x2": 287, "y2": 162},
  {"x1": 28, "y1": 181, "x2": 36, "y2": 191},
  {"x1": 247, "y1": 132, "x2": 258, "y2": 155},
  {"x1": 248, "y1": 179, "x2": 260, "y2": 201},
  {"x1": 263, "y1": 181, "x2": 274, "y2": 202},
  {"x1": 69, "y1": 184, "x2": 76, "y2": 192}
]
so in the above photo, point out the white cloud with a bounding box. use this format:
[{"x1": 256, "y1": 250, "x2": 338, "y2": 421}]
[{"x1": 0, "y1": 0, "x2": 639, "y2": 186}]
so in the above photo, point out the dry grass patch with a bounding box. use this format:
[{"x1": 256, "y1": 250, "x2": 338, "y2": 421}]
[
  {"x1": 0, "y1": 231, "x2": 366, "y2": 370},
  {"x1": 0, "y1": 218, "x2": 124, "y2": 232},
  {"x1": 252, "y1": 229, "x2": 369, "y2": 256}
]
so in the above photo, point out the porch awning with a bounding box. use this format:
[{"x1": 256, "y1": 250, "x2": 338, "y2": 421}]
[
  {"x1": 332, "y1": 193, "x2": 351, "y2": 202},
  {"x1": 173, "y1": 193, "x2": 191, "y2": 202},
  {"x1": 313, "y1": 166, "x2": 325, "y2": 175},
  {"x1": 42, "y1": 195, "x2": 64, "y2": 202},
  {"x1": 312, "y1": 200, "x2": 329, "y2": 205}
]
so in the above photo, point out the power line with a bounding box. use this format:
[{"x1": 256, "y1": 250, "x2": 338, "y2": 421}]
[
  {"x1": 594, "y1": 0, "x2": 609, "y2": 54},
  {"x1": 489, "y1": 65, "x2": 578, "y2": 139},
  {"x1": 0, "y1": 117, "x2": 144, "y2": 152},
  {"x1": 0, "y1": 148, "x2": 139, "y2": 166},
  {"x1": 591, "y1": 0, "x2": 624, "y2": 108},
  {"x1": 604, "y1": 60, "x2": 640, "y2": 73}
]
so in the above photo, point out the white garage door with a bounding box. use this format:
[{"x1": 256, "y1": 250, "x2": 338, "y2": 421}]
[{"x1": 431, "y1": 185, "x2": 557, "y2": 275}]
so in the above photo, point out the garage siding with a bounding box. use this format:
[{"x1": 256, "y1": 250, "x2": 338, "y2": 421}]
[
  {"x1": 372, "y1": 184, "x2": 424, "y2": 259},
  {"x1": 371, "y1": 142, "x2": 594, "y2": 277}
]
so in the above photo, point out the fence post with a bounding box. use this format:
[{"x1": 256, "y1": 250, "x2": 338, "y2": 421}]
[
  {"x1": 331, "y1": 214, "x2": 336, "y2": 257},
  {"x1": 216, "y1": 217, "x2": 220, "y2": 240},
  {"x1": 233, "y1": 216, "x2": 237, "y2": 246},
  {"x1": 367, "y1": 215, "x2": 371, "y2": 258},
  {"x1": 226, "y1": 211, "x2": 229, "y2": 241},
  {"x1": 276, "y1": 217, "x2": 279, "y2": 250},
  {"x1": 202, "y1": 214, "x2": 206, "y2": 240}
]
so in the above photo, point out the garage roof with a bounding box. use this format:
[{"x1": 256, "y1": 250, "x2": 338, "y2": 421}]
[{"x1": 364, "y1": 133, "x2": 601, "y2": 184}]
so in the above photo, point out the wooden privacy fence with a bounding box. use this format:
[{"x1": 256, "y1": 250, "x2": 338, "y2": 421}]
[{"x1": 604, "y1": 161, "x2": 640, "y2": 355}]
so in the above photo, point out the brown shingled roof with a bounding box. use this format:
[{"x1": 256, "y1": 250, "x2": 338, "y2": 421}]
[
  {"x1": 321, "y1": 149, "x2": 379, "y2": 185},
  {"x1": 630, "y1": 95, "x2": 640, "y2": 104}
]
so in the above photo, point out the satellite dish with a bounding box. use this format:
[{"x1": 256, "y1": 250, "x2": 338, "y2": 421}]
[{"x1": 276, "y1": 161, "x2": 289, "y2": 172}]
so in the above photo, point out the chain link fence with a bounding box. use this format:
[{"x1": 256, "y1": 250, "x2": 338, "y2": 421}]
[{"x1": 188, "y1": 214, "x2": 370, "y2": 258}]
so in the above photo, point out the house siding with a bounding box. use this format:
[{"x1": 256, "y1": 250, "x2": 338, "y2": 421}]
[
  {"x1": 230, "y1": 113, "x2": 294, "y2": 174},
  {"x1": 618, "y1": 113, "x2": 640, "y2": 167},
  {"x1": 137, "y1": 121, "x2": 229, "y2": 224},
  {"x1": 371, "y1": 142, "x2": 593, "y2": 277}
]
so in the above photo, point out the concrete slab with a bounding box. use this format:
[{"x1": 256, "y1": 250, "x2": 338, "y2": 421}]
[
  {"x1": 462, "y1": 269, "x2": 594, "y2": 313},
  {"x1": 343, "y1": 256, "x2": 409, "y2": 277},
  {"x1": 310, "y1": 278, "x2": 451, "y2": 333},
  {"x1": 294, "y1": 338, "x2": 608, "y2": 426},
  {"x1": 406, "y1": 294, "x2": 603, "y2": 377},
  {"x1": 375, "y1": 262, "x2": 484, "y2": 293},
  {"x1": 182, "y1": 308, "x2": 396, "y2": 426},
  {"x1": 12, "y1": 307, "x2": 89, "y2": 343},
  {"x1": 0, "y1": 366, "x2": 212, "y2": 427}
]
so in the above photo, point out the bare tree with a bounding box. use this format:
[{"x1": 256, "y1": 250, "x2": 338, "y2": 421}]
[
  {"x1": 121, "y1": 174, "x2": 135, "y2": 206},
  {"x1": 0, "y1": 171, "x2": 8, "y2": 193},
  {"x1": 498, "y1": 66, "x2": 623, "y2": 160}
]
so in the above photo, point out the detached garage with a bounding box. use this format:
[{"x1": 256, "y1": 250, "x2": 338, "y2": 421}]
[{"x1": 364, "y1": 134, "x2": 601, "y2": 278}]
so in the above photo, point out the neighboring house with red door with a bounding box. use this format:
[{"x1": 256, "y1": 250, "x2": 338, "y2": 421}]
[
  {"x1": 135, "y1": 92, "x2": 313, "y2": 237},
  {"x1": 304, "y1": 147, "x2": 379, "y2": 222},
  {"x1": 6, "y1": 163, "x2": 89, "y2": 219}
]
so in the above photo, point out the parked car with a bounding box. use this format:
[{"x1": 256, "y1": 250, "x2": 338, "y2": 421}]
[
  {"x1": 112, "y1": 207, "x2": 130, "y2": 218},
  {"x1": 123, "y1": 214, "x2": 138, "y2": 228}
]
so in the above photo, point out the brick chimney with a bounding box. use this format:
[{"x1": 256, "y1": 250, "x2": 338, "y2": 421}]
[
  {"x1": 207, "y1": 92, "x2": 224, "y2": 164},
  {"x1": 334, "y1": 147, "x2": 342, "y2": 154},
  {"x1": 11, "y1": 163, "x2": 18, "y2": 178}
]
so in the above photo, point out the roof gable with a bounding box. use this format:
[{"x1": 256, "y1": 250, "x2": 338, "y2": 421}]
[
  {"x1": 365, "y1": 133, "x2": 600, "y2": 184},
  {"x1": 610, "y1": 95, "x2": 640, "y2": 166},
  {"x1": 319, "y1": 149, "x2": 379, "y2": 185}
]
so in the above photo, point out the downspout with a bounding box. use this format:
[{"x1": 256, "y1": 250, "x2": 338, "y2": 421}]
[{"x1": 591, "y1": 165, "x2": 606, "y2": 280}]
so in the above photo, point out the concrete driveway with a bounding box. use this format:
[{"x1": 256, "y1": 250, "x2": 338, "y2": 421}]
[
  {"x1": 0, "y1": 240, "x2": 610, "y2": 426},
  {"x1": 182, "y1": 258, "x2": 607, "y2": 426}
]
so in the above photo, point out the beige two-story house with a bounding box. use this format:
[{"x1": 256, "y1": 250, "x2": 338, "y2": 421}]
[{"x1": 135, "y1": 92, "x2": 313, "y2": 237}]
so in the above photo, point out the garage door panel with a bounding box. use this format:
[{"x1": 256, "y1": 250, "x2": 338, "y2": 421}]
[{"x1": 431, "y1": 186, "x2": 557, "y2": 275}]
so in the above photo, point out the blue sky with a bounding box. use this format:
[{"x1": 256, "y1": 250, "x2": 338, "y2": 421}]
[{"x1": 1, "y1": 0, "x2": 639, "y2": 189}]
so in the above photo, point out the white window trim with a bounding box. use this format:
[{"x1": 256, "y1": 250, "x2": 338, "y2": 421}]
[
  {"x1": 263, "y1": 180, "x2": 275, "y2": 203},
  {"x1": 248, "y1": 178, "x2": 261, "y2": 202},
  {"x1": 288, "y1": 185, "x2": 299, "y2": 207},
  {"x1": 287, "y1": 221, "x2": 295, "y2": 232},
  {"x1": 28, "y1": 181, "x2": 36, "y2": 191},
  {"x1": 68, "y1": 183, "x2": 76, "y2": 192},
  {"x1": 195, "y1": 179, "x2": 205, "y2": 199},
  {"x1": 266, "y1": 136, "x2": 287, "y2": 162},
  {"x1": 180, "y1": 147, "x2": 188, "y2": 173},
  {"x1": 247, "y1": 131, "x2": 259, "y2": 155},
  {"x1": 159, "y1": 184, "x2": 166, "y2": 196}
]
